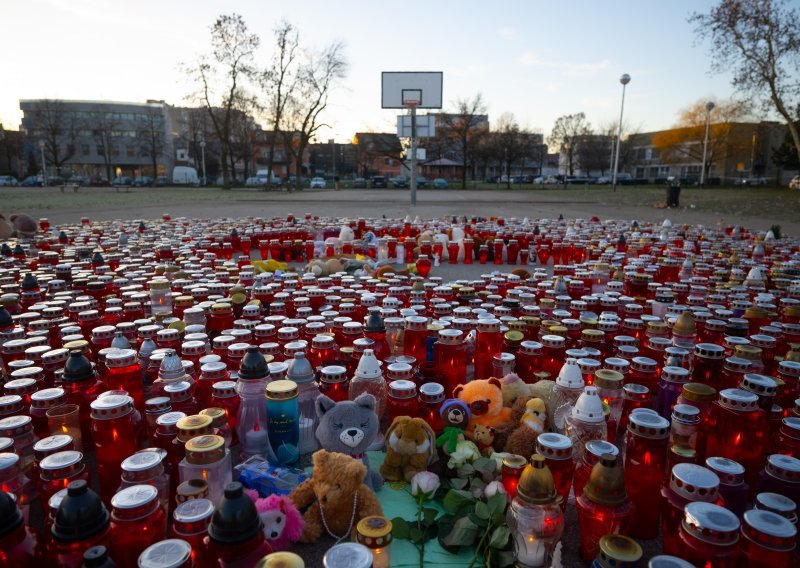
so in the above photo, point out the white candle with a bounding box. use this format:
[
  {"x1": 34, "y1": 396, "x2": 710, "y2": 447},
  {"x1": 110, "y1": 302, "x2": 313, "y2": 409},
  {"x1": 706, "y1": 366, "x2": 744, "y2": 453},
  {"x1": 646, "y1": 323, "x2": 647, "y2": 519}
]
[
  {"x1": 243, "y1": 426, "x2": 268, "y2": 456},
  {"x1": 514, "y1": 531, "x2": 547, "y2": 567},
  {"x1": 298, "y1": 416, "x2": 317, "y2": 454}
]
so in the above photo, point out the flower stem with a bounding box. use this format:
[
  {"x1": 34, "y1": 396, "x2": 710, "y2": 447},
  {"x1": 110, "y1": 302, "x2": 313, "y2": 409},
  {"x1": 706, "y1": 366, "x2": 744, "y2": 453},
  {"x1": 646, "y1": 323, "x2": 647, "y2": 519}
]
[
  {"x1": 417, "y1": 496, "x2": 425, "y2": 568},
  {"x1": 468, "y1": 525, "x2": 491, "y2": 568}
]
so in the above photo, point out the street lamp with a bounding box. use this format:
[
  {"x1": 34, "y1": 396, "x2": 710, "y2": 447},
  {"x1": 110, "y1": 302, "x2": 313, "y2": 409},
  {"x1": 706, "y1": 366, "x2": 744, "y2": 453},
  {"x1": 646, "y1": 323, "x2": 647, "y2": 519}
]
[
  {"x1": 200, "y1": 140, "x2": 207, "y2": 186},
  {"x1": 38, "y1": 140, "x2": 47, "y2": 186},
  {"x1": 700, "y1": 101, "x2": 715, "y2": 186},
  {"x1": 612, "y1": 73, "x2": 631, "y2": 192}
]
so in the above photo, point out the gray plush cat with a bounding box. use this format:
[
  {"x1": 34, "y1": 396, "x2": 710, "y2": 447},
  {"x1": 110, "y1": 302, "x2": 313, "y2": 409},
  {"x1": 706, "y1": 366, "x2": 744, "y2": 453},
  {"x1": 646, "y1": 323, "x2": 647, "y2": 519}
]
[{"x1": 315, "y1": 392, "x2": 383, "y2": 491}]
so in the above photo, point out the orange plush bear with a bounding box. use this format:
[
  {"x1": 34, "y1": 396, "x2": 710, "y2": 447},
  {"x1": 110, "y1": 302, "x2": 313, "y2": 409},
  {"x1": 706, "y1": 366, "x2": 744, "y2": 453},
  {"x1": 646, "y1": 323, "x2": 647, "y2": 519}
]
[{"x1": 454, "y1": 378, "x2": 514, "y2": 449}]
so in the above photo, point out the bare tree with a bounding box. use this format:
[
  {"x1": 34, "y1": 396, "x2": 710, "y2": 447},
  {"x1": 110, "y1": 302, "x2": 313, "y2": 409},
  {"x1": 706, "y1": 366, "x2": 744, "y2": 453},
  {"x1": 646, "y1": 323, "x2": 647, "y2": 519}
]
[
  {"x1": 28, "y1": 99, "x2": 77, "y2": 176},
  {"x1": 180, "y1": 107, "x2": 214, "y2": 173},
  {"x1": 576, "y1": 132, "x2": 613, "y2": 176},
  {"x1": 0, "y1": 124, "x2": 24, "y2": 178},
  {"x1": 260, "y1": 21, "x2": 299, "y2": 189},
  {"x1": 690, "y1": 0, "x2": 800, "y2": 163},
  {"x1": 228, "y1": 92, "x2": 259, "y2": 180},
  {"x1": 89, "y1": 106, "x2": 119, "y2": 182},
  {"x1": 183, "y1": 13, "x2": 260, "y2": 189},
  {"x1": 547, "y1": 112, "x2": 591, "y2": 176},
  {"x1": 440, "y1": 94, "x2": 489, "y2": 188},
  {"x1": 139, "y1": 105, "x2": 167, "y2": 181},
  {"x1": 496, "y1": 113, "x2": 535, "y2": 188},
  {"x1": 282, "y1": 40, "x2": 348, "y2": 191}
]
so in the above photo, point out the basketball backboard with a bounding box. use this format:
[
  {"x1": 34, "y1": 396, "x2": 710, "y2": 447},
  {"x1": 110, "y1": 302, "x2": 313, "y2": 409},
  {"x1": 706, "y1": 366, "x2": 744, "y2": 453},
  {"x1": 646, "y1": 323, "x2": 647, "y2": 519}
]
[{"x1": 381, "y1": 72, "x2": 443, "y2": 109}]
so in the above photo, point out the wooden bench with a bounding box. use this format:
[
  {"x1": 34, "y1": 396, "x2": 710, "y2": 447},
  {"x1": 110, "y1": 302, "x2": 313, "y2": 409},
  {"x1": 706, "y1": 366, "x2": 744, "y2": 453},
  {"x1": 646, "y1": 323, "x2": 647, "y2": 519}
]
[
  {"x1": 60, "y1": 183, "x2": 81, "y2": 193},
  {"x1": 114, "y1": 185, "x2": 132, "y2": 193}
]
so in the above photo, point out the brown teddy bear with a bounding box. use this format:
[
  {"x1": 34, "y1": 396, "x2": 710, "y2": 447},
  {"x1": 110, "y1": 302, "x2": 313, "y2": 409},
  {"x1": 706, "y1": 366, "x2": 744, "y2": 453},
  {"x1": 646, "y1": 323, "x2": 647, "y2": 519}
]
[
  {"x1": 505, "y1": 398, "x2": 547, "y2": 457},
  {"x1": 501, "y1": 373, "x2": 532, "y2": 408},
  {"x1": 289, "y1": 450, "x2": 383, "y2": 543},
  {"x1": 381, "y1": 416, "x2": 436, "y2": 482},
  {"x1": 470, "y1": 424, "x2": 496, "y2": 457},
  {"x1": 454, "y1": 378, "x2": 515, "y2": 451},
  {"x1": 303, "y1": 258, "x2": 348, "y2": 278},
  {"x1": 0, "y1": 214, "x2": 13, "y2": 240}
]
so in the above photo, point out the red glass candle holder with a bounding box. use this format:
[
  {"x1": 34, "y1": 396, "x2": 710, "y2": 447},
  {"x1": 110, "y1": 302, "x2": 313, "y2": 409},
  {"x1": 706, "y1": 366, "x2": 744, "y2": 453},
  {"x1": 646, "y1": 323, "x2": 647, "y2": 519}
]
[
  {"x1": 501, "y1": 454, "x2": 527, "y2": 500},
  {"x1": 90, "y1": 395, "x2": 141, "y2": 502}
]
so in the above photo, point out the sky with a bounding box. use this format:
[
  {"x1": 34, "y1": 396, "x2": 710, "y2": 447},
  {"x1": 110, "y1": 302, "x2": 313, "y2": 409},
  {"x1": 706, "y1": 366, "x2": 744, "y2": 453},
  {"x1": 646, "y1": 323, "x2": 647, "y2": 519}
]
[{"x1": 0, "y1": 0, "x2": 750, "y2": 143}]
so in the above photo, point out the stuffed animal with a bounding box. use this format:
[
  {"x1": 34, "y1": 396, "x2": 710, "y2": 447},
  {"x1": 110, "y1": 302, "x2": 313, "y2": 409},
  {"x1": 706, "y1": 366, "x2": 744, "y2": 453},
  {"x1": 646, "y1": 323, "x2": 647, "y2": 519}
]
[
  {"x1": 454, "y1": 378, "x2": 515, "y2": 452},
  {"x1": 501, "y1": 373, "x2": 532, "y2": 407},
  {"x1": 244, "y1": 489, "x2": 305, "y2": 551},
  {"x1": 380, "y1": 416, "x2": 436, "y2": 482},
  {"x1": 471, "y1": 424, "x2": 496, "y2": 457},
  {"x1": 430, "y1": 399, "x2": 470, "y2": 478},
  {"x1": 505, "y1": 398, "x2": 547, "y2": 457},
  {"x1": 304, "y1": 257, "x2": 348, "y2": 278},
  {"x1": 9, "y1": 214, "x2": 37, "y2": 238},
  {"x1": 289, "y1": 450, "x2": 383, "y2": 543},
  {"x1": 339, "y1": 225, "x2": 355, "y2": 242},
  {"x1": 529, "y1": 380, "x2": 559, "y2": 432},
  {"x1": 0, "y1": 214, "x2": 13, "y2": 240},
  {"x1": 315, "y1": 393, "x2": 382, "y2": 491}
]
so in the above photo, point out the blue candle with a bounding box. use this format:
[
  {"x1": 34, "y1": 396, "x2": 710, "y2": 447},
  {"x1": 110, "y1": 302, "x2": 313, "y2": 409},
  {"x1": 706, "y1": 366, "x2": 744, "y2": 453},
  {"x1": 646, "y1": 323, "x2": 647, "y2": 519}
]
[{"x1": 266, "y1": 380, "x2": 300, "y2": 465}]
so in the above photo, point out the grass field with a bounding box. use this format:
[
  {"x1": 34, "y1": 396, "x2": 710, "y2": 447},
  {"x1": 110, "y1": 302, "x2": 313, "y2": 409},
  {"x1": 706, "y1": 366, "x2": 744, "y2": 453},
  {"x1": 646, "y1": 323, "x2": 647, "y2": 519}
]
[{"x1": 1, "y1": 183, "x2": 798, "y2": 225}]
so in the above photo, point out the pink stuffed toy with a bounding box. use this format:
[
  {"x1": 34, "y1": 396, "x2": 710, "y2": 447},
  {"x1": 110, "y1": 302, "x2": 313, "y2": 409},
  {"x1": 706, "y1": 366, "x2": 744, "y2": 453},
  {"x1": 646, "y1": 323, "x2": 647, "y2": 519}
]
[{"x1": 244, "y1": 489, "x2": 305, "y2": 551}]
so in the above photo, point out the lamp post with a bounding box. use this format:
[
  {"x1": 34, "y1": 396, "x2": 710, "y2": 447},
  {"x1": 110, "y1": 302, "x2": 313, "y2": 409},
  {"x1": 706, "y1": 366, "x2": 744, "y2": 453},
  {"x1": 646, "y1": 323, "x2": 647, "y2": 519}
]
[
  {"x1": 612, "y1": 73, "x2": 631, "y2": 192},
  {"x1": 700, "y1": 101, "x2": 715, "y2": 187},
  {"x1": 200, "y1": 140, "x2": 207, "y2": 186},
  {"x1": 38, "y1": 140, "x2": 47, "y2": 186}
]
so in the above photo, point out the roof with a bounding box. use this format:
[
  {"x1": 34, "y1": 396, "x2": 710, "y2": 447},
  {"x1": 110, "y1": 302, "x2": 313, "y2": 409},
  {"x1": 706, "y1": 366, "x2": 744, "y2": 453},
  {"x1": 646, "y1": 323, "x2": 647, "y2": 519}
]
[{"x1": 423, "y1": 158, "x2": 462, "y2": 167}]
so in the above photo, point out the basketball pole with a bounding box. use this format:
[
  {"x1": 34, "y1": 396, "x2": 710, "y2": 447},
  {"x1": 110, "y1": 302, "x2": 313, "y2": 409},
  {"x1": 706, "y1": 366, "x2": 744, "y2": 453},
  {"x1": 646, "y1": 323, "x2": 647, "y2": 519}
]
[{"x1": 410, "y1": 103, "x2": 417, "y2": 207}]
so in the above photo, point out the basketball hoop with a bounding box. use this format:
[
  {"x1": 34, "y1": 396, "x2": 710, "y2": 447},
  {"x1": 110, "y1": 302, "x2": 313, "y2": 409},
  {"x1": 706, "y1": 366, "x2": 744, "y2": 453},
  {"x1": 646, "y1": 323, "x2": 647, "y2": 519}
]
[{"x1": 402, "y1": 89, "x2": 422, "y2": 109}]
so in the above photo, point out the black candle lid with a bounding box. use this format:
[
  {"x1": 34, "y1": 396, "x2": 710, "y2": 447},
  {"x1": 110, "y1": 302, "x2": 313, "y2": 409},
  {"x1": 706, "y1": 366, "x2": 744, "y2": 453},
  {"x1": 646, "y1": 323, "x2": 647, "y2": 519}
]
[
  {"x1": 207, "y1": 482, "x2": 262, "y2": 545},
  {"x1": 52, "y1": 480, "x2": 110, "y2": 543},
  {"x1": 62, "y1": 350, "x2": 95, "y2": 383},
  {"x1": 237, "y1": 346, "x2": 268, "y2": 380},
  {"x1": 0, "y1": 490, "x2": 23, "y2": 539}
]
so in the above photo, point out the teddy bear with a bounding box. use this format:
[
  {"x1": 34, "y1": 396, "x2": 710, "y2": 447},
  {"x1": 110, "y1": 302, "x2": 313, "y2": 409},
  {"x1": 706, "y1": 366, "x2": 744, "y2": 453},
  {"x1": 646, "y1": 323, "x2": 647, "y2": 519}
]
[
  {"x1": 8, "y1": 214, "x2": 37, "y2": 238},
  {"x1": 289, "y1": 450, "x2": 383, "y2": 543},
  {"x1": 471, "y1": 424, "x2": 496, "y2": 457},
  {"x1": 454, "y1": 378, "x2": 515, "y2": 452},
  {"x1": 430, "y1": 399, "x2": 470, "y2": 478},
  {"x1": 505, "y1": 398, "x2": 547, "y2": 457},
  {"x1": 304, "y1": 257, "x2": 349, "y2": 278},
  {"x1": 529, "y1": 380, "x2": 560, "y2": 432},
  {"x1": 501, "y1": 373, "x2": 532, "y2": 408},
  {"x1": 244, "y1": 489, "x2": 305, "y2": 551},
  {"x1": 0, "y1": 214, "x2": 14, "y2": 240},
  {"x1": 315, "y1": 393, "x2": 383, "y2": 491},
  {"x1": 380, "y1": 416, "x2": 436, "y2": 482}
]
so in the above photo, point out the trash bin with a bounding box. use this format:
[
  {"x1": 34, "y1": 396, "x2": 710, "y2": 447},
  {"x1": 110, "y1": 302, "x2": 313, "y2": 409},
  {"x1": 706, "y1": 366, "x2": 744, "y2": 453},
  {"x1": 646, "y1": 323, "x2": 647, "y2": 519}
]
[{"x1": 666, "y1": 181, "x2": 681, "y2": 208}]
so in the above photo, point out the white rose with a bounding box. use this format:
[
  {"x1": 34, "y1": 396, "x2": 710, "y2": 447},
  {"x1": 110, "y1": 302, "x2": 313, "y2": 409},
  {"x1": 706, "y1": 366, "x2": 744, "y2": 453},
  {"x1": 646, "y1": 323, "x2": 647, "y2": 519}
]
[
  {"x1": 483, "y1": 481, "x2": 507, "y2": 499},
  {"x1": 410, "y1": 471, "x2": 441, "y2": 499}
]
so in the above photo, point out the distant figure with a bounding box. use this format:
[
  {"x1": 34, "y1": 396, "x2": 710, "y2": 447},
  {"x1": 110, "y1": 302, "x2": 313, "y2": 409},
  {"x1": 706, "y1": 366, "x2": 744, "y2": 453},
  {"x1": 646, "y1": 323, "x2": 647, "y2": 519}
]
[{"x1": 666, "y1": 177, "x2": 681, "y2": 208}]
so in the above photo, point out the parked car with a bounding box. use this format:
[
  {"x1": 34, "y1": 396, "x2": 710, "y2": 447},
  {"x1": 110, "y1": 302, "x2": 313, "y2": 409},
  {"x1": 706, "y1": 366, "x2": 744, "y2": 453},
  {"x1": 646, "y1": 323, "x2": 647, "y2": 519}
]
[
  {"x1": 789, "y1": 175, "x2": 800, "y2": 190},
  {"x1": 21, "y1": 176, "x2": 43, "y2": 187},
  {"x1": 391, "y1": 176, "x2": 408, "y2": 188},
  {"x1": 416, "y1": 176, "x2": 428, "y2": 188},
  {"x1": 0, "y1": 175, "x2": 18, "y2": 186},
  {"x1": 371, "y1": 176, "x2": 387, "y2": 188},
  {"x1": 67, "y1": 175, "x2": 89, "y2": 186},
  {"x1": 46, "y1": 176, "x2": 66, "y2": 186},
  {"x1": 735, "y1": 177, "x2": 768, "y2": 186},
  {"x1": 112, "y1": 176, "x2": 134, "y2": 186},
  {"x1": 133, "y1": 176, "x2": 152, "y2": 187},
  {"x1": 245, "y1": 176, "x2": 264, "y2": 187},
  {"x1": 433, "y1": 178, "x2": 449, "y2": 189},
  {"x1": 88, "y1": 177, "x2": 110, "y2": 187},
  {"x1": 172, "y1": 166, "x2": 199, "y2": 186},
  {"x1": 154, "y1": 176, "x2": 170, "y2": 187},
  {"x1": 310, "y1": 177, "x2": 326, "y2": 189},
  {"x1": 353, "y1": 178, "x2": 367, "y2": 188}
]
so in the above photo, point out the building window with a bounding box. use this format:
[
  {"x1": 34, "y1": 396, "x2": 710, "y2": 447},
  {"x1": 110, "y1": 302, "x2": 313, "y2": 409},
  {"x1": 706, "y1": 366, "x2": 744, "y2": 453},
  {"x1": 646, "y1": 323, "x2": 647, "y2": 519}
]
[
  {"x1": 645, "y1": 148, "x2": 652, "y2": 160},
  {"x1": 127, "y1": 146, "x2": 135, "y2": 158},
  {"x1": 111, "y1": 146, "x2": 119, "y2": 157},
  {"x1": 96, "y1": 145, "x2": 105, "y2": 155},
  {"x1": 81, "y1": 144, "x2": 90, "y2": 156}
]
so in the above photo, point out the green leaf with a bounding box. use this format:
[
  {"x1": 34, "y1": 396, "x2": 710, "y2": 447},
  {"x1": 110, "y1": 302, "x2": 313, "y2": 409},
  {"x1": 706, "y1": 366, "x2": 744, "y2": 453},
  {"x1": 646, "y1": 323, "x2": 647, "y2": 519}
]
[
  {"x1": 487, "y1": 492, "x2": 508, "y2": 516},
  {"x1": 469, "y1": 512, "x2": 488, "y2": 528},
  {"x1": 475, "y1": 500, "x2": 490, "y2": 520},
  {"x1": 409, "y1": 527, "x2": 424, "y2": 543},
  {"x1": 473, "y1": 457, "x2": 496, "y2": 474},
  {"x1": 391, "y1": 517, "x2": 410, "y2": 540},
  {"x1": 457, "y1": 463, "x2": 475, "y2": 477},
  {"x1": 450, "y1": 477, "x2": 468, "y2": 490},
  {"x1": 423, "y1": 507, "x2": 439, "y2": 525},
  {"x1": 443, "y1": 516, "x2": 480, "y2": 547},
  {"x1": 489, "y1": 525, "x2": 511, "y2": 549},
  {"x1": 442, "y1": 489, "x2": 475, "y2": 514}
]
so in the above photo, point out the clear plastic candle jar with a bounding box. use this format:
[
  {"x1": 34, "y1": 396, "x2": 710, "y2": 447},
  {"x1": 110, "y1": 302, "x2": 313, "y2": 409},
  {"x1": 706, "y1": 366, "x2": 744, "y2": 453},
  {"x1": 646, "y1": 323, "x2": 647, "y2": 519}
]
[{"x1": 178, "y1": 434, "x2": 231, "y2": 506}]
